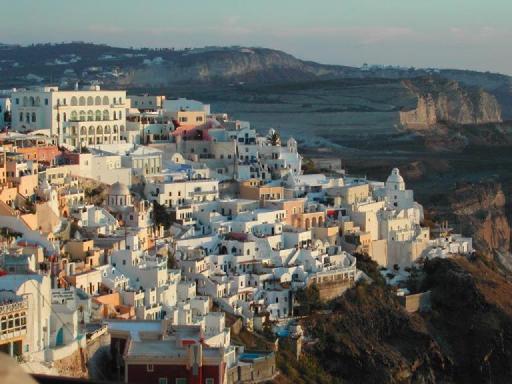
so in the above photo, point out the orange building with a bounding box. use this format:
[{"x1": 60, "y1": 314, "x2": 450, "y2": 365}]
[
  {"x1": 239, "y1": 179, "x2": 284, "y2": 205},
  {"x1": 296, "y1": 211, "x2": 326, "y2": 230},
  {"x1": 16, "y1": 145, "x2": 60, "y2": 165},
  {"x1": 264, "y1": 198, "x2": 305, "y2": 226}
]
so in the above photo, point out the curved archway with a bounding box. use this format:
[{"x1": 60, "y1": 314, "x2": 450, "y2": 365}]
[
  {"x1": 87, "y1": 96, "x2": 94, "y2": 106},
  {"x1": 79, "y1": 96, "x2": 86, "y2": 106},
  {"x1": 87, "y1": 110, "x2": 93, "y2": 121},
  {"x1": 103, "y1": 110, "x2": 109, "y2": 121},
  {"x1": 95, "y1": 96, "x2": 101, "y2": 105},
  {"x1": 71, "y1": 96, "x2": 78, "y2": 106},
  {"x1": 97, "y1": 126, "x2": 103, "y2": 135},
  {"x1": 95, "y1": 110, "x2": 101, "y2": 121},
  {"x1": 102, "y1": 96, "x2": 109, "y2": 105},
  {"x1": 88, "y1": 126, "x2": 94, "y2": 135}
]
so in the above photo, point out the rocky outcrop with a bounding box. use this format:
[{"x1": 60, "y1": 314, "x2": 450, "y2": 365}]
[
  {"x1": 287, "y1": 257, "x2": 512, "y2": 384},
  {"x1": 399, "y1": 94, "x2": 437, "y2": 129},
  {"x1": 450, "y1": 182, "x2": 510, "y2": 258},
  {"x1": 304, "y1": 284, "x2": 449, "y2": 383},
  {"x1": 400, "y1": 78, "x2": 502, "y2": 129}
]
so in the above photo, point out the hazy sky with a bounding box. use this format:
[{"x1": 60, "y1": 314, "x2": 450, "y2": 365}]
[{"x1": 1, "y1": 0, "x2": 511, "y2": 74}]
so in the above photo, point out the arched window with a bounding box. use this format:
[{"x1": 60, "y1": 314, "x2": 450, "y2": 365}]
[
  {"x1": 119, "y1": 110, "x2": 122, "y2": 119},
  {"x1": 57, "y1": 113, "x2": 60, "y2": 122},
  {"x1": 87, "y1": 96, "x2": 94, "y2": 105},
  {"x1": 95, "y1": 110, "x2": 101, "y2": 121},
  {"x1": 95, "y1": 96, "x2": 101, "y2": 105},
  {"x1": 35, "y1": 96, "x2": 40, "y2": 106},
  {"x1": 103, "y1": 110, "x2": 109, "y2": 121},
  {"x1": 113, "y1": 125, "x2": 118, "y2": 133},
  {"x1": 79, "y1": 111, "x2": 86, "y2": 121},
  {"x1": 87, "y1": 110, "x2": 94, "y2": 121},
  {"x1": 25, "y1": 112, "x2": 30, "y2": 123},
  {"x1": 30, "y1": 96, "x2": 35, "y2": 106},
  {"x1": 80, "y1": 126, "x2": 87, "y2": 135},
  {"x1": 63, "y1": 112, "x2": 67, "y2": 122},
  {"x1": 102, "y1": 96, "x2": 109, "y2": 105},
  {"x1": 71, "y1": 111, "x2": 78, "y2": 121},
  {"x1": 31, "y1": 112, "x2": 36, "y2": 122},
  {"x1": 88, "y1": 126, "x2": 94, "y2": 135},
  {"x1": 105, "y1": 125, "x2": 111, "y2": 134},
  {"x1": 112, "y1": 97, "x2": 117, "y2": 104},
  {"x1": 71, "y1": 96, "x2": 78, "y2": 106},
  {"x1": 79, "y1": 96, "x2": 86, "y2": 106},
  {"x1": 113, "y1": 111, "x2": 117, "y2": 120},
  {"x1": 97, "y1": 126, "x2": 103, "y2": 135},
  {"x1": 23, "y1": 96, "x2": 28, "y2": 106}
]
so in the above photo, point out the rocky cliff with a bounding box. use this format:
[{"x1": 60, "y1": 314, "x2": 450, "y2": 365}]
[
  {"x1": 279, "y1": 256, "x2": 512, "y2": 384},
  {"x1": 400, "y1": 78, "x2": 502, "y2": 129},
  {"x1": 449, "y1": 182, "x2": 511, "y2": 264}
]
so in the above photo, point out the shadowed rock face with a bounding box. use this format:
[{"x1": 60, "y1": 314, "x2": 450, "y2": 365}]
[
  {"x1": 450, "y1": 182, "x2": 510, "y2": 259},
  {"x1": 286, "y1": 257, "x2": 512, "y2": 384}
]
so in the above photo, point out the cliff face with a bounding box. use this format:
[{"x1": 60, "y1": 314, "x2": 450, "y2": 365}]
[
  {"x1": 400, "y1": 78, "x2": 502, "y2": 129},
  {"x1": 286, "y1": 257, "x2": 512, "y2": 384},
  {"x1": 450, "y1": 182, "x2": 510, "y2": 258}
]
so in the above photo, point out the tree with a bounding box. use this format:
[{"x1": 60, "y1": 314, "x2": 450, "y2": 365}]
[
  {"x1": 267, "y1": 130, "x2": 281, "y2": 146},
  {"x1": 153, "y1": 201, "x2": 172, "y2": 229},
  {"x1": 295, "y1": 284, "x2": 322, "y2": 314}
]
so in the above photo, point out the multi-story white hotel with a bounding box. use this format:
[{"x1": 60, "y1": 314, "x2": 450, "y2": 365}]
[{"x1": 11, "y1": 85, "x2": 128, "y2": 148}]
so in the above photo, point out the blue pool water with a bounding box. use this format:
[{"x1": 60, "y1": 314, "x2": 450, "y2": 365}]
[{"x1": 239, "y1": 352, "x2": 265, "y2": 361}]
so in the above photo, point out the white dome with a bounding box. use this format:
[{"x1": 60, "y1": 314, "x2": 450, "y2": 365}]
[
  {"x1": 109, "y1": 182, "x2": 130, "y2": 196},
  {"x1": 387, "y1": 168, "x2": 404, "y2": 184}
]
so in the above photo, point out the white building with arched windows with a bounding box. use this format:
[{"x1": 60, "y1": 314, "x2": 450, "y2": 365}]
[{"x1": 10, "y1": 85, "x2": 128, "y2": 148}]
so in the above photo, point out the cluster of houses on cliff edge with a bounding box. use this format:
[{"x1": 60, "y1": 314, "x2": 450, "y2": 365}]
[{"x1": 0, "y1": 85, "x2": 473, "y2": 383}]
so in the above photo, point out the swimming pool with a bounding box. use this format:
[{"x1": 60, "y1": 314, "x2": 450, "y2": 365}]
[{"x1": 239, "y1": 352, "x2": 266, "y2": 361}]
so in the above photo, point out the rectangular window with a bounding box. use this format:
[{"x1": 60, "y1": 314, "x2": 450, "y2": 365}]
[
  {"x1": 158, "y1": 379, "x2": 168, "y2": 384},
  {"x1": 176, "y1": 379, "x2": 186, "y2": 384},
  {"x1": 146, "y1": 364, "x2": 154, "y2": 372},
  {"x1": 205, "y1": 379, "x2": 214, "y2": 384}
]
